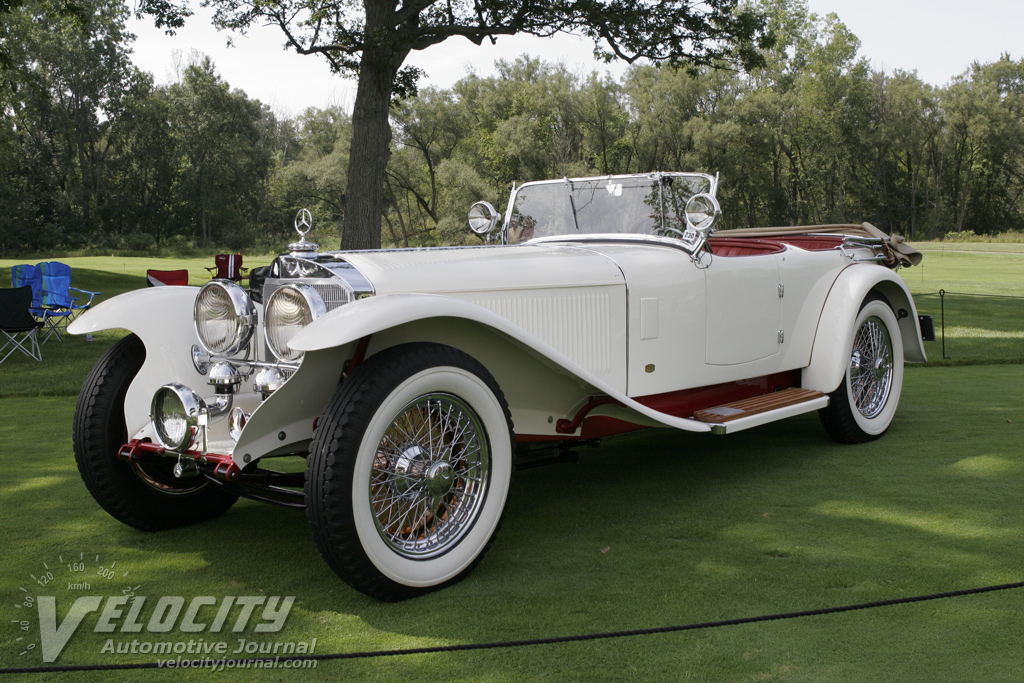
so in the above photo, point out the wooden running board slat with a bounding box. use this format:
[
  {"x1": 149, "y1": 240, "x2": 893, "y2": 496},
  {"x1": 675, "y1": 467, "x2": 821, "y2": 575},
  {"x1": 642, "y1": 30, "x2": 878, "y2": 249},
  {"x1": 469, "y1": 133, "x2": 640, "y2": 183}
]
[{"x1": 693, "y1": 388, "x2": 825, "y2": 424}]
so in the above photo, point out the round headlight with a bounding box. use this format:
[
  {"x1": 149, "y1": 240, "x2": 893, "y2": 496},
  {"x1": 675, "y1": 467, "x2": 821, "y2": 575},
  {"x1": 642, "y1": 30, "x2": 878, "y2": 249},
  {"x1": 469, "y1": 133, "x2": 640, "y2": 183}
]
[
  {"x1": 264, "y1": 284, "x2": 326, "y2": 362},
  {"x1": 194, "y1": 281, "x2": 256, "y2": 356},
  {"x1": 152, "y1": 383, "x2": 206, "y2": 451}
]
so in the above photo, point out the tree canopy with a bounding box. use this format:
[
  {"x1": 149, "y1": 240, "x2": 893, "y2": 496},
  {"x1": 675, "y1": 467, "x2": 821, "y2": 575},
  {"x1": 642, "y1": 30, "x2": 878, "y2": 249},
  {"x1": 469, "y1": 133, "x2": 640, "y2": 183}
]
[
  {"x1": 137, "y1": 0, "x2": 773, "y2": 249},
  {"x1": 4, "y1": 0, "x2": 1024, "y2": 257}
]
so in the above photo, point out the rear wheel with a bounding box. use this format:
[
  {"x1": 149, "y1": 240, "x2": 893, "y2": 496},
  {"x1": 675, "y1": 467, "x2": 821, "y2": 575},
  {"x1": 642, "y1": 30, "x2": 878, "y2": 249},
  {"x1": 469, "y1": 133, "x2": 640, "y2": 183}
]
[
  {"x1": 306, "y1": 343, "x2": 514, "y2": 601},
  {"x1": 819, "y1": 295, "x2": 904, "y2": 444},
  {"x1": 73, "y1": 334, "x2": 237, "y2": 530}
]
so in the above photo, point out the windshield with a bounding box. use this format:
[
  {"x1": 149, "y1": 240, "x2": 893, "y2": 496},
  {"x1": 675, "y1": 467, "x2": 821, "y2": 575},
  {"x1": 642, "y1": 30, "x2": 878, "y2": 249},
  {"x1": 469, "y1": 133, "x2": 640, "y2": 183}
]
[{"x1": 506, "y1": 173, "x2": 714, "y2": 244}]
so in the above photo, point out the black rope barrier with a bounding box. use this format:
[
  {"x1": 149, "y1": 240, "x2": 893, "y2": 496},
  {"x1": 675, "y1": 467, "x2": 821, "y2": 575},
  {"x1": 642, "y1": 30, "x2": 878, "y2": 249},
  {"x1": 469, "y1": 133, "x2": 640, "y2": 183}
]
[
  {"x1": 912, "y1": 289, "x2": 1024, "y2": 360},
  {"x1": 3, "y1": 580, "x2": 1022, "y2": 675},
  {"x1": 915, "y1": 290, "x2": 1024, "y2": 300}
]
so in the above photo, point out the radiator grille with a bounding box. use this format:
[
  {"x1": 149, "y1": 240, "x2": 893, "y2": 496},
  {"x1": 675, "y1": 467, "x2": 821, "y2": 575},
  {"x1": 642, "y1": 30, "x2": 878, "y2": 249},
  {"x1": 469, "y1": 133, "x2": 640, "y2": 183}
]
[
  {"x1": 311, "y1": 282, "x2": 352, "y2": 311},
  {"x1": 262, "y1": 278, "x2": 352, "y2": 313}
]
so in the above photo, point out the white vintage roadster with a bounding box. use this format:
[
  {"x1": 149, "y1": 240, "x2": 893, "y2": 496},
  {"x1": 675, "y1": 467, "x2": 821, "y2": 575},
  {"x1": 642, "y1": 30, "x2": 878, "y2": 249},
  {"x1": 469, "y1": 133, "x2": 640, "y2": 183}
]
[{"x1": 69, "y1": 172, "x2": 931, "y2": 600}]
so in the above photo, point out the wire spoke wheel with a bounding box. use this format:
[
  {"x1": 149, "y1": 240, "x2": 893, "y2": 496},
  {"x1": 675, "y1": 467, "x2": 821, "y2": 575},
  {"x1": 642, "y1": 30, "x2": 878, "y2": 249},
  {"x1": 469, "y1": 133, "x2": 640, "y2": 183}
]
[
  {"x1": 848, "y1": 316, "x2": 893, "y2": 419},
  {"x1": 306, "y1": 343, "x2": 514, "y2": 601},
  {"x1": 371, "y1": 394, "x2": 490, "y2": 559},
  {"x1": 819, "y1": 296, "x2": 904, "y2": 444}
]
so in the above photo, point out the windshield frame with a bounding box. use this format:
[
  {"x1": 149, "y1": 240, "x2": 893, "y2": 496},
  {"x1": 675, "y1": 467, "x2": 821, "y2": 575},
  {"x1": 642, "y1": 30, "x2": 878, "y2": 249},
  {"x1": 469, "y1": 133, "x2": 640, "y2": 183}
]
[{"x1": 502, "y1": 172, "x2": 718, "y2": 249}]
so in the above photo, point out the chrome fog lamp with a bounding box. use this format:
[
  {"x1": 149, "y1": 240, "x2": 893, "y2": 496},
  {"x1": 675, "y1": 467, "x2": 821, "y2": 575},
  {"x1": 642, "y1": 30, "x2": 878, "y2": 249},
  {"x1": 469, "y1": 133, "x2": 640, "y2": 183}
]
[
  {"x1": 152, "y1": 383, "x2": 207, "y2": 452},
  {"x1": 194, "y1": 280, "x2": 257, "y2": 356},
  {"x1": 253, "y1": 365, "x2": 288, "y2": 396},
  {"x1": 264, "y1": 284, "x2": 326, "y2": 362}
]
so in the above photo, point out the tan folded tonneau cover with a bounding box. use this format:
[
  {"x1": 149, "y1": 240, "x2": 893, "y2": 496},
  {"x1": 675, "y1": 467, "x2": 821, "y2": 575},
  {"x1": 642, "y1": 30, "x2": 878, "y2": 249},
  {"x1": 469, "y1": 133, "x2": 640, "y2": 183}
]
[{"x1": 723, "y1": 222, "x2": 922, "y2": 267}]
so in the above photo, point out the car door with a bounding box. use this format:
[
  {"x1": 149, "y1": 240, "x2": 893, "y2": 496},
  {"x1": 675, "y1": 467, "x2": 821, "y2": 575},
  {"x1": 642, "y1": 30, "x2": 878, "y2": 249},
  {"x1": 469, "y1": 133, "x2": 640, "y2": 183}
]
[{"x1": 704, "y1": 253, "x2": 783, "y2": 366}]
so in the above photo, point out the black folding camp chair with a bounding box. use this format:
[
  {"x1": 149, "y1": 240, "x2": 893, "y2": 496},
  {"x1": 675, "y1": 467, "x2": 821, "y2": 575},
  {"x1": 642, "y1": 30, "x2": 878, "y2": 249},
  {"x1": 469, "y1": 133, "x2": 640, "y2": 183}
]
[{"x1": 0, "y1": 286, "x2": 44, "y2": 364}]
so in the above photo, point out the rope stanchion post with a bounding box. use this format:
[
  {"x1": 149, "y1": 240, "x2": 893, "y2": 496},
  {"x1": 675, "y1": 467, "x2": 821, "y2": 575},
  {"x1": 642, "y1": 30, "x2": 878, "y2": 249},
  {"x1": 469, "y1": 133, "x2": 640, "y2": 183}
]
[{"x1": 939, "y1": 289, "x2": 950, "y2": 359}]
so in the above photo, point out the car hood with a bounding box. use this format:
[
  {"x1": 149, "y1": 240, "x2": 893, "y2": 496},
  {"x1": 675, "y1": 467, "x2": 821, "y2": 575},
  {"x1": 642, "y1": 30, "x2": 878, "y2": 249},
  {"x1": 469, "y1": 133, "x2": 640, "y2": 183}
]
[{"x1": 338, "y1": 244, "x2": 625, "y2": 295}]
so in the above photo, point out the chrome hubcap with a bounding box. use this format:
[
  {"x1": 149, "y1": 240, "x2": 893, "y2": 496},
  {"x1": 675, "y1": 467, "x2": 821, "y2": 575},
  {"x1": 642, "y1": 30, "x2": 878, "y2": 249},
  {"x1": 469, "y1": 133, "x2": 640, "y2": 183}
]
[
  {"x1": 849, "y1": 316, "x2": 893, "y2": 419},
  {"x1": 426, "y1": 461, "x2": 455, "y2": 497},
  {"x1": 370, "y1": 394, "x2": 489, "y2": 559}
]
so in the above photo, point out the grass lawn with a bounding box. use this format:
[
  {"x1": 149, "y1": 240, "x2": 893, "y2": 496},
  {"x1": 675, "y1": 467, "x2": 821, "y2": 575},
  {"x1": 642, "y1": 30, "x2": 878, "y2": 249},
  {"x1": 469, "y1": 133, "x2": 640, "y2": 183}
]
[
  {"x1": 1, "y1": 247, "x2": 1022, "y2": 681},
  {"x1": 900, "y1": 245, "x2": 1024, "y2": 365}
]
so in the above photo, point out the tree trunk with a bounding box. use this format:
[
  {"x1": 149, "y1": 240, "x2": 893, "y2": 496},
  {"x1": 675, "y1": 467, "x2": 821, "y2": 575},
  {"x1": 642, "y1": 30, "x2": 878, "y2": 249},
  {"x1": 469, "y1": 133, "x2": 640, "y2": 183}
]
[{"x1": 341, "y1": 40, "x2": 406, "y2": 250}]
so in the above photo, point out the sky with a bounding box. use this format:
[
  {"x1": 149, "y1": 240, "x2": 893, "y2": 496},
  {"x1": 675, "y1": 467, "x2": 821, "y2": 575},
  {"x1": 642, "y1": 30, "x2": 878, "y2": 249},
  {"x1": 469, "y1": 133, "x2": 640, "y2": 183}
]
[{"x1": 125, "y1": 1, "x2": 1024, "y2": 118}]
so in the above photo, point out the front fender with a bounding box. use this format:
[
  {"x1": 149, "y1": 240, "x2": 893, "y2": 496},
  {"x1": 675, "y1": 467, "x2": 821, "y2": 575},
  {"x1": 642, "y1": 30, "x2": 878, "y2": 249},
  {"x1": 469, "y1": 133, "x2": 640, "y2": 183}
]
[
  {"x1": 68, "y1": 287, "x2": 211, "y2": 437},
  {"x1": 291, "y1": 292, "x2": 577, "y2": 356},
  {"x1": 289, "y1": 293, "x2": 712, "y2": 437},
  {"x1": 68, "y1": 286, "x2": 198, "y2": 337},
  {"x1": 802, "y1": 266, "x2": 927, "y2": 394}
]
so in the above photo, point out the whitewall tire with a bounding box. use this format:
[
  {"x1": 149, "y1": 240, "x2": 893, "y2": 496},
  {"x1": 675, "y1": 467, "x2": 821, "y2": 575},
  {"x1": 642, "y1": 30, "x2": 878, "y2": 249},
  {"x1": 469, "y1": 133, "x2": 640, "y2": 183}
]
[
  {"x1": 819, "y1": 295, "x2": 905, "y2": 444},
  {"x1": 305, "y1": 343, "x2": 514, "y2": 601}
]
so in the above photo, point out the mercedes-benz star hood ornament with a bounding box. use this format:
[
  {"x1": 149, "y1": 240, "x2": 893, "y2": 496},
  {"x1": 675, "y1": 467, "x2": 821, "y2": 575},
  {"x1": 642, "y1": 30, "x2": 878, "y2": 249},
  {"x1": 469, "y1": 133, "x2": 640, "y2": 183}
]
[{"x1": 289, "y1": 208, "x2": 319, "y2": 254}]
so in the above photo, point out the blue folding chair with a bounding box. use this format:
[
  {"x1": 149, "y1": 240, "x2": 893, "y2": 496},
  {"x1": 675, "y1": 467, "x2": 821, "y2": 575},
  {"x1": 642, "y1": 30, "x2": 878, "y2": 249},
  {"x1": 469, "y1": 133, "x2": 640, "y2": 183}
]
[
  {"x1": 37, "y1": 261, "x2": 100, "y2": 341},
  {"x1": 11, "y1": 264, "x2": 71, "y2": 343},
  {"x1": 11, "y1": 264, "x2": 66, "y2": 343}
]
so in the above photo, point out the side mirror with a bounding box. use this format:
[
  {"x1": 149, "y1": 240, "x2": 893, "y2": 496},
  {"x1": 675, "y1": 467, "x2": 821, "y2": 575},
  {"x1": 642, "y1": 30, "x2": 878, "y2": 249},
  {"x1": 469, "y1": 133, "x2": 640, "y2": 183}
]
[
  {"x1": 468, "y1": 201, "x2": 500, "y2": 235},
  {"x1": 684, "y1": 193, "x2": 721, "y2": 234}
]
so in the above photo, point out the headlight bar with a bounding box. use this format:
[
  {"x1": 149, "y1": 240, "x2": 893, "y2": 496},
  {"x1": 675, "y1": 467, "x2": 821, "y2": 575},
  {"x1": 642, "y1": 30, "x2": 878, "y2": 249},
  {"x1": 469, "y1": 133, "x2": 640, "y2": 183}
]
[{"x1": 192, "y1": 345, "x2": 299, "y2": 376}]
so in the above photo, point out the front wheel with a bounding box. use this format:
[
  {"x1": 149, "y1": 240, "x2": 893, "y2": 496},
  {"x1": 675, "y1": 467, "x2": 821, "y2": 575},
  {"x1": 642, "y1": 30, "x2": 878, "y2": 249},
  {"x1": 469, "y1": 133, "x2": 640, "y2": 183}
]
[
  {"x1": 306, "y1": 343, "x2": 514, "y2": 601},
  {"x1": 72, "y1": 334, "x2": 237, "y2": 530},
  {"x1": 819, "y1": 295, "x2": 905, "y2": 444}
]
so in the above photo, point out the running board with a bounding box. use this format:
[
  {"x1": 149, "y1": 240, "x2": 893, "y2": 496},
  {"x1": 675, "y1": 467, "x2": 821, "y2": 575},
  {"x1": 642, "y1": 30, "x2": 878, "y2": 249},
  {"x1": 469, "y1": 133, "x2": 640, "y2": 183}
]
[{"x1": 693, "y1": 388, "x2": 828, "y2": 435}]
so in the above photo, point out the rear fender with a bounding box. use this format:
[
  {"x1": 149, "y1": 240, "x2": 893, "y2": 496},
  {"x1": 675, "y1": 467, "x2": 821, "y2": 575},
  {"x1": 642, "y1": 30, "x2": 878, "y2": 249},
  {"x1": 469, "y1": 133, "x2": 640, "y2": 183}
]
[{"x1": 802, "y1": 266, "x2": 926, "y2": 394}]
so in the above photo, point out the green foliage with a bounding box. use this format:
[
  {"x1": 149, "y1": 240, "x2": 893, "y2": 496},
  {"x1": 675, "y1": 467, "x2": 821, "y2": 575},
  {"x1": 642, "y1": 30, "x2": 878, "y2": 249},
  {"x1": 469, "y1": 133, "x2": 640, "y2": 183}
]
[
  {"x1": 943, "y1": 229, "x2": 978, "y2": 242},
  {"x1": 163, "y1": 0, "x2": 771, "y2": 251},
  {"x1": 4, "y1": 0, "x2": 1024, "y2": 255},
  {"x1": 938, "y1": 230, "x2": 1024, "y2": 243},
  {"x1": 378, "y1": 4, "x2": 1024, "y2": 245},
  {"x1": 0, "y1": 0, "x2": 139, "y2": 251},
  {"x1": 166, "y1": 57, "x2": 273, "y2": 247},
  {"x1": 267, "y1": 106, "x2": 352, "y2": 241}
]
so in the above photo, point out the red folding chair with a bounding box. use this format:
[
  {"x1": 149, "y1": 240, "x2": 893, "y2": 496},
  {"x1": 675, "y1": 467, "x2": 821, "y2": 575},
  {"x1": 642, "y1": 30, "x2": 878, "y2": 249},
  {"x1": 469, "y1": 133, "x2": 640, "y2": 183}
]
[
  {"x1": 205, "y1": 254, "x2": 248, "y2": 282},
  {"x1": 146, "y1": 269, "x2": 189, "y2": 287}
]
